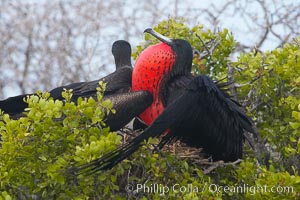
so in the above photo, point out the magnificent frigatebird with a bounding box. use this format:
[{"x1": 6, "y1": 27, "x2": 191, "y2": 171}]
[
  {"x1": 78, "y1": 28, "x2": 254, "y2": 173},
  {"x1": 0, "y1": 40, "x2": 152, "y2": 131}
]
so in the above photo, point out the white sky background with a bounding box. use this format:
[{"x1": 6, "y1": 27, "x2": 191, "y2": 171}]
[
  {"x1": 176, "y1": 0, "x2": 298, "y2": 51},
  {"x1": 0, "y1": 0, "x2": 299, "y2": 98},
  {"x1": 120, "y1": 0, "x2": 281, "y2": 50}
]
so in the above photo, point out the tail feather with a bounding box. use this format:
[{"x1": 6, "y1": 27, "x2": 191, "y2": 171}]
[{"x1": 76, "y1": 127, "x2": 160, "y2": 175}]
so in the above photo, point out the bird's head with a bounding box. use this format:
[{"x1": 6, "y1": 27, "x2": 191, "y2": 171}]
[
  {"x1": 143, "y1": 28, "x2": 193, "y2": 75},
  {"x1": 112, "y1": 40, "x2": 132, "y2": 68}
]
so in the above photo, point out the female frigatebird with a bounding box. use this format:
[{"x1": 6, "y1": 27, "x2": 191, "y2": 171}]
[
  {"x1": 78, "y1": 28, "x2": 254, "y2": 173},
  {"x1": 0, "y1": 40, "x2": 152, "y2": 131}
]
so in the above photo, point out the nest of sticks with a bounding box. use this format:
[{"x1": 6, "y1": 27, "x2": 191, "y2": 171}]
[{"x1": 118, "y1": 127, "x2": 242, "y2": 175}]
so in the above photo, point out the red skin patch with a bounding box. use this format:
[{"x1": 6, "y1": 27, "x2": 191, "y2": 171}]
[{"x1": 132, "y1": 42, "x2": 176, "y2": 125}]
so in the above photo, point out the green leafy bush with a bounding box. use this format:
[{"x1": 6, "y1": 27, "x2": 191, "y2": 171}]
[{"x1": 0, "y1": 84, "x2": 123, "y2": 199}]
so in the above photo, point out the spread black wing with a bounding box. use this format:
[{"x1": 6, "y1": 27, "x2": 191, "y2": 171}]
[
  {"x1": 78, "y1": 75, "x2": 253, "y2": 173},
  {"x1": 0, "y1": 93, "x2": 32, "y2": 116},
  {"x1": 71, "y1": 66, "x2": 132, "y2": 100},
  {"x1": 0, "y1": 67, "x2": 132, "y2": 118},
  {"x1": 0, "y1": 82, "x2": 84, "y2": 116}
]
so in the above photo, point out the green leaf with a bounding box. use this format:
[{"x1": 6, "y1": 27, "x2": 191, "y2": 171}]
[
  {"x1": 292, "y1": 111, "x2": 300, "y2": 121},
  {"x1": 289, "y1": 122, "x2": 300, "y2": 129}
]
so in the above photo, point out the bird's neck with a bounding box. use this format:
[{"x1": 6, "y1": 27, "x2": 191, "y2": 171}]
[{"x1": 115, "y1": 58, "x2": 131, "y2": 69}]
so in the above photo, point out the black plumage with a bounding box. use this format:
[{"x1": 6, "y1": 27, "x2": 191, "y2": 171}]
[{"x1": 77, "y1": 29, "x2": 254, "y2": 173}]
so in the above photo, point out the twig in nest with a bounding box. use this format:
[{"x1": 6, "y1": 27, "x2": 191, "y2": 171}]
[{"x1": 119, "y1": 127, "x2": 141, "y2": 138}]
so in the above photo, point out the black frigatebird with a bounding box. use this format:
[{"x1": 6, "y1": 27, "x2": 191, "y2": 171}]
[
  {"x1": 78, "y1": 28, "x2": 254, "y2": 173},
  {"x1": 0, "y1": 40, "x2": 152, "y2": 131}
]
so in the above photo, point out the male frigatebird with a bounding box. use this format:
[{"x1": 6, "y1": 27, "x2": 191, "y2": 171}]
[
  {"x1": 0, "y1": 40, "x2": 152, "y2": 131},
  {"x1": 78, "y1": 28, "x2": 254, "y2": 173}
]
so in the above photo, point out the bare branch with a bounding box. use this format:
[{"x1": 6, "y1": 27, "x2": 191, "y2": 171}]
[{"x1": 194, "y1": 34, "x2": 220, "y2": 59}]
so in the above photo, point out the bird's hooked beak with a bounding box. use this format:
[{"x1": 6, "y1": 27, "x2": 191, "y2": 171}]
[{"x1": 144, "y1": 28, "x2": 173, "y2": 45}]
